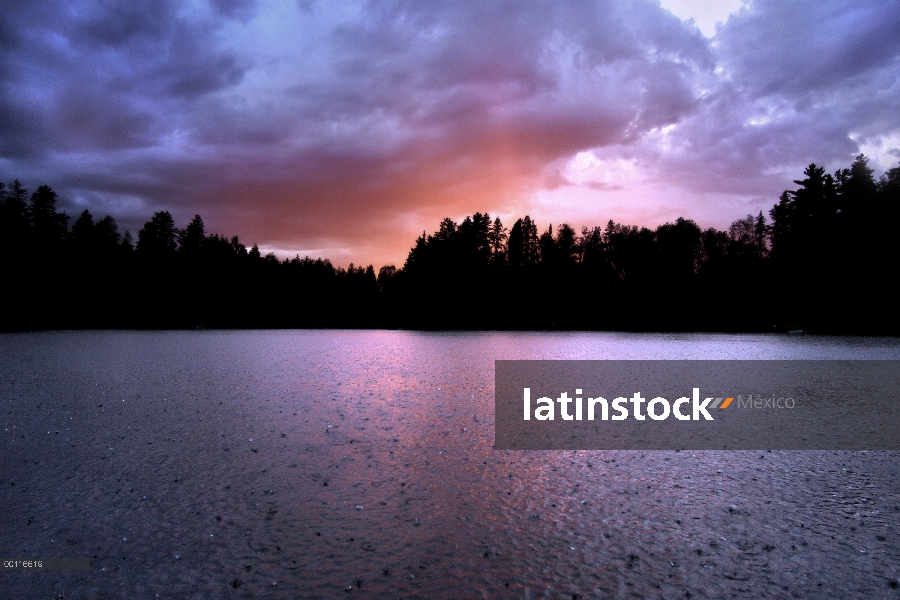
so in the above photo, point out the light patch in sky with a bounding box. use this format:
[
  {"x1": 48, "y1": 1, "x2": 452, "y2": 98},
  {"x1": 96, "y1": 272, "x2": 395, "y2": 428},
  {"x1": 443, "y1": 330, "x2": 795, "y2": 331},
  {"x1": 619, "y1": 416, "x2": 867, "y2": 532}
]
[
  {"x1": 659, "y1": 0, "x2": 744, "y2": 37},
  {"x1": 564, "y1": 153, "x2": 641, "y2": 187},
  {"x1": 854, "y1": 132, "x2": 900, "y2": 171},
  {"x1": 648, "y1": 124, "x2": 678, "y2": 153}
]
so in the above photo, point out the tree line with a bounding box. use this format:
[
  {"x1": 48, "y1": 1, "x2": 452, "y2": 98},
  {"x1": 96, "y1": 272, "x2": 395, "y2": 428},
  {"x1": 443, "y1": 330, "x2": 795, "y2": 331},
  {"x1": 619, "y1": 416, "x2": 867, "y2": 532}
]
[{"x1": 1, "y1": 154, "x2": 898, "y2": 332}]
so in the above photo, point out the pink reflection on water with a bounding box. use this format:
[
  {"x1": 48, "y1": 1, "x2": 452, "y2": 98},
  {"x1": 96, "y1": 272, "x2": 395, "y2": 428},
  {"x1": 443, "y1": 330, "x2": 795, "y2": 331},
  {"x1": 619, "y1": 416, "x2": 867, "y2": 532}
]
[{"x1": 2, "y1": 330, "x2": 899, "y2": 598}]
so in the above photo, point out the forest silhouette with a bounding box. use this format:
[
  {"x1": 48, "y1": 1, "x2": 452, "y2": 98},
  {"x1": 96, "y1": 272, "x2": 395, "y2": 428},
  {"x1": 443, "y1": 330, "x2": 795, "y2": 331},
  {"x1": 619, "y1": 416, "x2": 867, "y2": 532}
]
[{"x1": 1, "y1": 155, "x2": 898, "y2": 333}]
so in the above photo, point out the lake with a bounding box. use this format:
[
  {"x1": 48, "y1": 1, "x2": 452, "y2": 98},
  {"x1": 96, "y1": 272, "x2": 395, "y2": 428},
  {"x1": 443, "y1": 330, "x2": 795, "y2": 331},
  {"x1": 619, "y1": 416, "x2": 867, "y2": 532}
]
[{"x1": 2, "y1": 330, "x2": 900, "y2": 598}]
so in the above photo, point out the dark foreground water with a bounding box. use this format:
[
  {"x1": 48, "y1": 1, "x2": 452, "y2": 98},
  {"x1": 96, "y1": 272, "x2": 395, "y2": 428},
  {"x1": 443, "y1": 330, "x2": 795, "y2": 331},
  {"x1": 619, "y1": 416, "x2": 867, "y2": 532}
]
[{"x1": 2, "y1": 331, "x2": 900, "y2": 599}]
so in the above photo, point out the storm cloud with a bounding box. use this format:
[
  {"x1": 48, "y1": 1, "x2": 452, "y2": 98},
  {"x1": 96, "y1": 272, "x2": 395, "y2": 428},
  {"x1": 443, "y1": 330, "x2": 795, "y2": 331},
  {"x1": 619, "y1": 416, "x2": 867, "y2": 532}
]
[{"x1": 1, "y1": 0, "x2": 898, "y2": 266}]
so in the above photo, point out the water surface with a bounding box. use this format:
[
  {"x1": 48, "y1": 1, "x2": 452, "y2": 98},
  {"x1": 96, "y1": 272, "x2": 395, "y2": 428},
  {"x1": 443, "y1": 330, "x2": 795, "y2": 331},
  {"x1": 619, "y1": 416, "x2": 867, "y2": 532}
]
[{"x1": 2, "y1": 331, "x2": 899, "y2": 598}]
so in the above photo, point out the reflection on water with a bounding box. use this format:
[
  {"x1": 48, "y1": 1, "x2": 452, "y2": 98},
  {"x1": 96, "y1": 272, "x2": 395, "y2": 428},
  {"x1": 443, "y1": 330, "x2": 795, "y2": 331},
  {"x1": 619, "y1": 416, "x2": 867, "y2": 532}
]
[{"x1": 1, "y1": 331, "x2": 900, "y2": 598}]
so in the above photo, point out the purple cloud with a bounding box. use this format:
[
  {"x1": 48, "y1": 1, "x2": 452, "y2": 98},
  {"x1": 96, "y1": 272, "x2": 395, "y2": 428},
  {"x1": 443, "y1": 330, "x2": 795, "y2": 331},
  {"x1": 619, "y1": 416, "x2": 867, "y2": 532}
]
[{"x1": 0, "y1": 0, "x2": 897, "y2": 267}]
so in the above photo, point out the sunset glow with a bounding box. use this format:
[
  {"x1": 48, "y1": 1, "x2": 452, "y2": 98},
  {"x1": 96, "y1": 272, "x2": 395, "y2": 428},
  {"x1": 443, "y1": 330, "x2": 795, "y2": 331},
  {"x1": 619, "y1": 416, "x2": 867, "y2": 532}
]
[{"x1": 2, "y1": 0, "x2": 898, "y2": 268}]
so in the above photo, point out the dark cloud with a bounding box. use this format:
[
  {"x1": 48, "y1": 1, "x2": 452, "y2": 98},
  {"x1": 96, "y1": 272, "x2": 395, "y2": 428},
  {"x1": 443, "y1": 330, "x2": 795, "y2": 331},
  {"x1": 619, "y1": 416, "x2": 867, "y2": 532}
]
[
  {"x1": 209, "y1": 0, "x2": 258, "y2": 20},
  {"x1": 0, "y1": 0, "x2": 247, "y2": 160},
  {"x1": 622, "y1": 0, "x2": 900, "y2": 213},
  {"x1": 0, "y1": 97, "x2": 47, "y2": 159},
  {"x1": 720, "y1": 0, "x2": 900, "y2": 99},
  {"x1": 51, "y1": 83, "x2": 157, "y2": 151},
  {"x1": 0, "y1": 0, "x2": 897, "y2": 266},
  {"x1": 584, "y1": 181, "x2": 623, "y2": 191},
  {"x1": 73, "y1": 0, "x2": 178, "y2": 48},
  {"x1": 158, "y1": 30, "x2": 246, "y2": 98}
]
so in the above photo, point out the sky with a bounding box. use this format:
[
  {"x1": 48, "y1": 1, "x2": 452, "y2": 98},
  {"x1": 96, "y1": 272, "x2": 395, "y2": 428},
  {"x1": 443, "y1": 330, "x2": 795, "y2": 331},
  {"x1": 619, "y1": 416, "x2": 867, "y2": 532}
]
[{"x1": 2, "y1": 0, "x2": 899, "y2": 268}]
